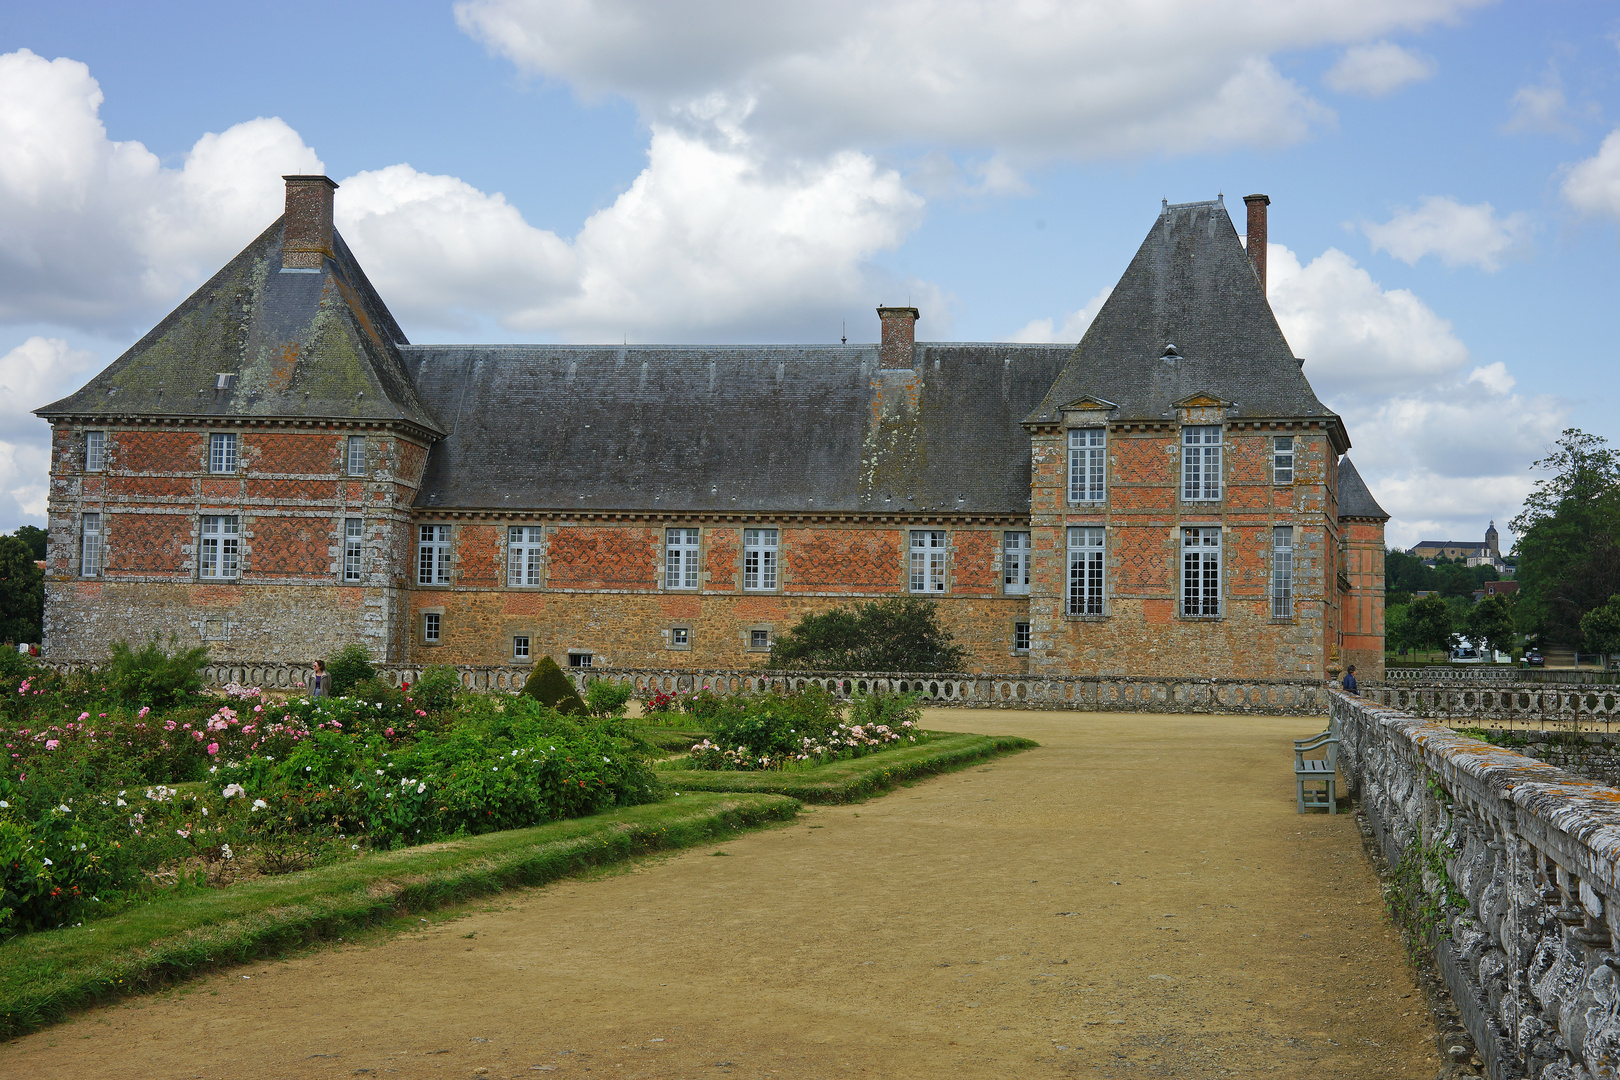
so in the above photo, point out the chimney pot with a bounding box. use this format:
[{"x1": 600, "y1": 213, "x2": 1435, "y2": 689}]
[
  {"x1": 877, "y1": 306, "x2": 919, "y2": 369},
  {"x1": 282, "y1": 175, "x2": 339, "y2": 270},
  {"x1": 1243, "y1": 193, "x2": 1270, "y2": 294}
]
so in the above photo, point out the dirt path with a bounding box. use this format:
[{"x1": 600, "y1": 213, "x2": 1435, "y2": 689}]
[{"x1": 0, "y1": 710, "x2": 1436, "y2": 1079}]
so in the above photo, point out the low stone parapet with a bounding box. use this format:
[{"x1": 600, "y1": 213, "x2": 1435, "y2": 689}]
[
  {"x1": 1332, "y1": 687, "x2": 1620, "y2": 1079},
  {"x1": 1365, "y1": 684, "x2": 1620, "y2": 727}
]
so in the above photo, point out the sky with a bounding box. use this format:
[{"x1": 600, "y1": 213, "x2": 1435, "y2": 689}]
[{"x1": 1, "y1": 0, "x2": 1617, "y2": 551}]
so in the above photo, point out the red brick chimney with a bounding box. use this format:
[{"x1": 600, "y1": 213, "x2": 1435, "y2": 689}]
[
  {"x1": 282, "y1": 175, "x2": 339, "y2": 270},
  {"x1": 877, "y1": 306, "x2": 919, "y2": 369},
  {"x1": 1243, "y1": 194, "x2": 1270, "y2": 293}
]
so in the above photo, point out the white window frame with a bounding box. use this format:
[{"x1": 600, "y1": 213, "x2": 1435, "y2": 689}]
[
  {"x1": 1181, "y1": 426, "x2": 1222, "y2": 502},
  {"x1": 743, "y1": 528, "x2": 778, "y2": 591},
  {"x1": 665, "y1": 528, "x2": 700, "y2": 590},
  {"x1": 199, "y1": 515, "x2": 240, "y2": 580},
  {"x1": 1003, "y1": 531, "x2": 1030, "y2": 595},
  {"x1": 749, "y1": 628, "x2": 771, "y2": 651},
  {"x1": 508, "y1": 526, "x2": 543, "y2": 587},
  {"x1": 1013, "y1": 621, "x2": 1031, "y2": 652},
  {"x1": 423, "y1": 612, "x2": 440, "y2": 643},
  {"x1": 669, "y1": 625, "x2": 692, "y2": 650},
  {"x1": 85, "y1": 431, "x2": 106, "y2": 473},
  {"x1": 1181, "y1": 527, "x2": 1222, "y2": 618},
  {"x1": 1068, "y1": 427, "x2": 1106, "y2": 503},
  {"x1": 417, "y1": 524, "x2": 452, "y2": 585},
  {"x1": 343, "y1": 518, "x2": 364, "y2": 582},
  {"x1": 80, "y1": 513, "x2": 102, "y2": 577},
  {"x1": 1067, "y1": 527, "x2": 1105, "y2": 616},
  {"x1": 346, "y1": 435, "x2": 366, "y2": 477},
  {"x1": 1273, "y1": 435, "x2": 1295, "y2": 484},
  {"x1": 513, "y1": 635, "x2": 530, "y2": 661},
  {"x1": 568, "y1": 652, "x2": 593, "y2": 668},
  {"x1": 209, "y1": 432, "x2": 238, "y2": 474},
  {"x1": 1272, "y1": 526, "x2": 1294, "y2": 619},
  {"x1": 909, "y1": 530, "x2": 947, "y2": 593}
]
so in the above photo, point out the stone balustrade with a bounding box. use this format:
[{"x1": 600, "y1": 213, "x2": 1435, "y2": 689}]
[
  {"x1": 1364, "y1": 684, "x2": 1620, "y2": 728},
  {"x1": 1387, "y1": 667, "x2": 1617, "y2": 687},
  {"x1": 1333, "y1": 687, "x2": 1620, "y2": 1080},
  {"x1": 45, "y1": 659, "x2": 1328, "y2": 715}
]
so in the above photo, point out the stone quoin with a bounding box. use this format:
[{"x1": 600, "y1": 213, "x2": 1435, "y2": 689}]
[{"x1": 37, "y1": 179, "x2": 1387, "y2": 679}]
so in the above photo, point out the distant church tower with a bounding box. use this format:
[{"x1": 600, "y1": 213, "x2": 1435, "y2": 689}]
[{"x1": 1486, "y1": 520, "x2": 1499, "y2": 559}]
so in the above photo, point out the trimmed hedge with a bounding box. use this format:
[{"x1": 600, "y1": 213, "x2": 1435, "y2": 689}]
[
  {"x1": 657, "y1": 732, "x2": 1037, "y2": 803},
  {"x1": 0, "y1": 793, "x2": 797, "y2": 1040}
]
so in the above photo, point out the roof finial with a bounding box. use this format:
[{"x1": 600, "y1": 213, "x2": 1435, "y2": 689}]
[{"x1": 841, "y1": 320, "x2": 847, "y2": 346}]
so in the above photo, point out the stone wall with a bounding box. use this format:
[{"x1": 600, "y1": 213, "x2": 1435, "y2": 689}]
[
  {"x1": 1332, "y1": 688, "x2": 1620, "y2": 1080},
  {"x1": 1363, "y1": 684, "x2": 1620, "y2": 727}
]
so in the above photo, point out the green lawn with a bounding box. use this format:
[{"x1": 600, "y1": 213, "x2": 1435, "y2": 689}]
[{"x1": 0, "y1": 792, "x2": 797, "y2": 1040}]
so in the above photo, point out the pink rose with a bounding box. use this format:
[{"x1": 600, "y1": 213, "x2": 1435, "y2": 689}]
[
  {"x1": 207, "y1": 743, "x2": 219, "y2": 755},
  {"x1": 44, "y1": 739, "x2": 59, "y2": 750}
]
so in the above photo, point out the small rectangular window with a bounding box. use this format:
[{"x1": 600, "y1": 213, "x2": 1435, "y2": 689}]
[
  {"x1": 85, "y1": 431, "x2": 106, "y2": 472},
  {"x1": 750, "y1": 629, "x2": 770, "y2": 650},
  {"x1": 1003, "y1": 531, "x2": 1030, "y2": 594},
  {"x1": 1273, "y1": 436, "x2": 1295, "y2": 484},
  {"x1": 209, "y1": 432, "x2": 238, "y2": 474},
  {"x1": 423, "y1": 612, "x2": 440, "y2": 643},
  {"x1": 508, "y1": 526, "x2": 543, "y2": 587},
  {"x1": 743, "y1": 528, "x2": 778, "y2": 591},
  {"x1": 1068, "y1": 428, "x2": 1106, "y2": 503},
  {"x1": 513, "y1": 635, "x2": 530, "y2": 660},
  {"x1": 1181, "y1": 527, "x2": 1222, "y2": 617},
  {"x1": 1272, "y1": 526, "x2": 1294, "y2": 619},
  {"x1": 670, "y1": 626, "x2": 691, "y2": 649},
  {"x1": 343, "y1": 518, "x2": 363, "y2": 582},
  {"x1": 80, "y1": 513, "x2": 102, "y2": 577},
  {"x1": 569, "y1": 652, "x2": 592, "y2": 668},
  {"x1": 1067, "y1": 527, "x2": 1105, "y2": 616},
  {"x1": 417, "y1": 525, "x2": 451, "y2": 585},
  {"x1": 665, "y1": 528, "x2": 699, "y2": 589},
  {"x1": 1181, "y1": 426, "x2": 1222, "y2": 501},
  {"x1": 1014, "y1": 621, "x2": 1031, "y2": 652},
  {"x1": 909, "y1": 530, "x2": 947, "y2": 593},
  {"x1": 199, "y1": 515, "x2": 240, "y2": 579},
  {"x1": 346, "y1": 435, "x2": 366, "y2": 476}
]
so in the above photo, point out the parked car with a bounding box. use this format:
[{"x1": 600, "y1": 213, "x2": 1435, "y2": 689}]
[{"x1": 1523, "y1": 650, "x2": 1544, "y2": 667}]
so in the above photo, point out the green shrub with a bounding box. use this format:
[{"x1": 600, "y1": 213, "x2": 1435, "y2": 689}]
[
  {"x1": 0, "y1": 779, "x2": 138, "y2": 937},
  {"x1": 104, "y1": 637, "x2": 209, "y2": 709},
  {"x1": 411, "y1": 665, "x2": 461, "y2": 713},
  {"x1": 585, "y1": 679, "x2": 633, "y2": 719},
  {"x1": 521, "y1": 657, "x2": 587, "y2": 715},
  {"x1": 766, "y1": 597, "x2": 968, "y2": 672},
  {"x1": 326, "y1": 644, "x2": 376, "y2": 698}
]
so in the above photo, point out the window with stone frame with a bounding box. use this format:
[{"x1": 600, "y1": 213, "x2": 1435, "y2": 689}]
[
  {"x1": 1068, "y1": 427, "x2": 1106, "y2": 503},
  {"x1": 417, "y1": 524, "x2": 452, "y2": 585},
  {"x1": 1067, "y1": 527, "x2": 1105, "y2": 616},
  {"x1": 743, "y1": 527, "x2": 778, "y2": 591},
  {"x1": 1181, "y1": 527, "x2": 1221, "y2": 617},
  {"x1": 513, "y1": 635, "x2": 530, "y2": 661},
  {"x1": 1271, "y1": 526, "x2": 1294, "y2": 619},
  {"x1": 209, "y1": 432, "x2": 238, "y2": 474},
  {"x1": 423, "y1": 612, "x2": 440, "y2": 643},
  {"x1": 665, "y1": 528, "x2": 699, "y2": 589},
  {"x1": 1181, "y1": 426, "x2": 1222, "y2": 501},
  {"x1": 343, "y1": 518, "x2": 364, "y2": 582},
  {"x1": 85, "y1": 431, "x2": 106, "y2": 473},
  {"x1": 909, "y1": 530, "x2": 947, "y2": 593},
  {"x1": 1273, "y1": 435, "x2": 1295, "y2": 484},
  {"x1": 1003, "y1": 531, "x2": 1030, "y2": 594},
  {"x1": 508, "y1": 526, "x2": 543, "y2": 586},
  {"x1": 80, "y1": 513, "x2": 102, "y2": 577},
  {"x1": 199, "y1": 515, "x2": 240, "y2": 579},
  {"x1": 346, "y1": 435, "x2": 366, "y2": 476},
  {"x1": 1014, "y1": 621, "x2": 1031, "y2": 652}
]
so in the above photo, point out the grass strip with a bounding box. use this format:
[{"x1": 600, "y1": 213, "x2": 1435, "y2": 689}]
[
  {"x1": 656, "y1": 732, "x2": 1037, "y2": 803},
  {"x1": 0, "y1": 792, "x2": 797, "y2": 1041}
]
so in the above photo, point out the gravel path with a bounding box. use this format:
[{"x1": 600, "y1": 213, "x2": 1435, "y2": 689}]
[{"x1": 0, "y1": 709, "x2": 1436, "y2": 1078}]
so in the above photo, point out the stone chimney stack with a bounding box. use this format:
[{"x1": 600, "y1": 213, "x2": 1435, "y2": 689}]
[
  {"x1": 877, "y1": 306, "x2": 919, "y2": 369},
  {"x1": 1243, "y1": 193, "x2": 1270, "y2": 293},
  {"x1": 282, "y1": 175, "x2": 339, "y2": 270}
]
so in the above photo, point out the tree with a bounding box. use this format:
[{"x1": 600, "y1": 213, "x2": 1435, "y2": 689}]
[
  {"x1": 767, "y1": 597, "x2": 969, "y2": 672},
  {"x1": 11, "y1": 526, "x2": 45, "y2": 561},
  {"x1": 1465, "y1": 595, "x2": 1517, "y2": 657},
  {"x1": 521, "y1": 656, "x2": 587, "y2": 715},
  {"x1": 1385, "y1": 549, "x2": 1437, "y2": 598},
  {"x1": 1582, "y1": 596, "x2": 1620, "y2": 665},
  {"x1": 1406, "y1": 596, "x2": 1455, "y2": 655},
  {"x1": 0, "y1": 535, "x2": 43, "y2": 644},
  {"x1": 1511, "y1": 429, "x2": 1620, "y2": 646},
  {"x1": 326, "y1": 643, "x2": 376, "y2": 697},
  {"x1": 1384, "y1": 603, "x2": 1412, "y2": 654}
]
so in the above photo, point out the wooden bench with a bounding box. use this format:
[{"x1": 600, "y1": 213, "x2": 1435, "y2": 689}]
[{"x1": 1295, "y1": 730, "x2": 1339, "y2": 814}]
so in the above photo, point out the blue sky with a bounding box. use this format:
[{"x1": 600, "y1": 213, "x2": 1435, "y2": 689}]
[{"x1": 1, "y1": 0, "x2": 1617, "y2": 550}]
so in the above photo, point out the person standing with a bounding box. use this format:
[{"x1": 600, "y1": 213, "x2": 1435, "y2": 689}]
[
  {"x1": 310, "y1": 659, "x2": 327, "y2": 699},
  {"x1": 1342, "y1": 664, "x2": 1358, "y2": 694}
]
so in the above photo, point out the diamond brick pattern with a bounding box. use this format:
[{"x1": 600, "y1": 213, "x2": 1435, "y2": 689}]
[
  {"x1": 547, "y1": 527, "x2": 657, "y2": 590},
  {"x1": 783, "y1": 528, "x2": 901, "y2": 592},
  {"x1": 106, "y1": 513, "x2": 189, "y2": 574},
  {"x1": 251, "y1": 518, "x2": 330, "y2": 576}
]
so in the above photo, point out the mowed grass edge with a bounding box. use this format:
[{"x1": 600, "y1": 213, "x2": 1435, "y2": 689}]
[
  {"x1": 656, "y1": 732, "x2": 1039, "y2": 802},
  {"x1": 0, "y1": 792, "x2": 798, "y2": 1040}
]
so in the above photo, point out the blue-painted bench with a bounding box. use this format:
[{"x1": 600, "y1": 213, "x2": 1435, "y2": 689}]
[{"x1": 1294, "y1": 730, "x2": 1339, "y2": 814}]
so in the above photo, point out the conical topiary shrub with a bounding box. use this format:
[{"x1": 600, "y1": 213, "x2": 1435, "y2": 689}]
[{"x1": 521, "y1": 655, "x2": 588, "y2": 715}]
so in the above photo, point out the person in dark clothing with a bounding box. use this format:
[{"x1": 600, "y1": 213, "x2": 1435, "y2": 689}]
[
  {"x1": 1342, "y1": 665, "x2": 1358, "y2": 694},
  {"x1": 309, "y1": 659, "x2": 327, "y2": 699}
]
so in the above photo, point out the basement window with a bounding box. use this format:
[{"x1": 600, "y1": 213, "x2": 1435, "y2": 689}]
[
  {"x1": 1014, "y1": 621, "x2": 1031, "y2": 652},
  {"x1": 422, "y1": 612, "x2": 440, "y2": 644},
  {"x1": 568, "y1": 652, "x2": 593, "y2": 668},
  {"x1": 513, "y1": 635, "x2": 530, "y2": 661}
]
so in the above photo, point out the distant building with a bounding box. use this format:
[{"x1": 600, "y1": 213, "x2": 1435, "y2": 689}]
[
  {"x1": 1410, "y1": 522, "x2": 1505, "y2": 570},
  {"x1": 1481, "y1": 580, "x2": 1518, "y2": 599}
]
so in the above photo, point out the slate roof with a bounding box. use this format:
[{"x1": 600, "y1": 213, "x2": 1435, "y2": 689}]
[
  {"x1": 36, "y1": 221, "x2": 444, "y2": 435},
  {"x1": 1027, "y1": 199, "x2": 1342, "y2": 446},
  {"x1": 1337, "y1": 457, "x2": 1389, "y2": 521},
  {"x1": 401, "y1": 342, "x2": 1070, "y2": 515}
]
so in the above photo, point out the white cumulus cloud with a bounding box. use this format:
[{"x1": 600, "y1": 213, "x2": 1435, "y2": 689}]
[
  {"x1": 0, "y1": 337, "x2": 101, "y2": 524},
  {"x1": 1007, "y1": 287, "x2": 1111, "y2": 344},
  {"x1": 456, "y1": 0, "x2": 1487, "y2": 161},
  {"x1": 1361, "y1": 196, "x2": 1532, "y2": 270},
  {"x1": 1503, "y1": 69, "x2": 1596, "y2": 137},
  {"x1": 1563, "y1": 129, "x2": 1620, "y2": 223},
  {"x1": 1322, "y1": 42, "x2": 1436, "y2": 97}
]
